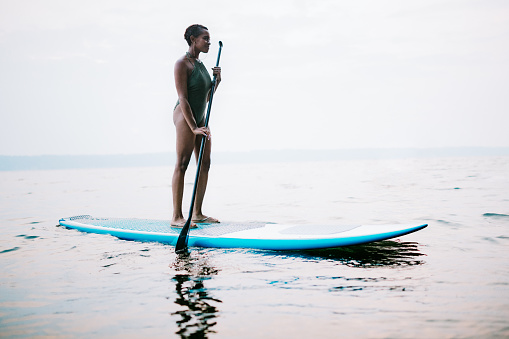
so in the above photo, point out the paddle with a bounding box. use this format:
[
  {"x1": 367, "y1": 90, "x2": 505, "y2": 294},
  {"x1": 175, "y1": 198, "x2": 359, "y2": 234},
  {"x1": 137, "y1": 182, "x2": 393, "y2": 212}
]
[{"x1": 175, "y1": 41, "x2": 223, "y2": 253}]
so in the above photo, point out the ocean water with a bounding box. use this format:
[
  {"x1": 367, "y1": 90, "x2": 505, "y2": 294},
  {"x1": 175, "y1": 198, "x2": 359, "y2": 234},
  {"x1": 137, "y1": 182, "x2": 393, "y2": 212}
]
[{"x1": 0, "y1": 156, "x2": 508, "y2": 338}]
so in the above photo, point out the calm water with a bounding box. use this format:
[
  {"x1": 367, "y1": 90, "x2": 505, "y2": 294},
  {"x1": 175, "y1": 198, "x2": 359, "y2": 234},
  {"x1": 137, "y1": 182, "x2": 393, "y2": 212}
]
[{"x1": 1, "y1": 156, "x2": 508, "y2": 338}]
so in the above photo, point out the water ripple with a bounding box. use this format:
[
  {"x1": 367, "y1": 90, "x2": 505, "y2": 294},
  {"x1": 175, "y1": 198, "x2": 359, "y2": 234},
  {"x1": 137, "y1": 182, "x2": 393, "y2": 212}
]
[
  {"x1": 0, "y1": 247, "x2": 20, "y2": 254},
  {"x1": 483, "y1": 213, "x2": 509, "y2": 219}
]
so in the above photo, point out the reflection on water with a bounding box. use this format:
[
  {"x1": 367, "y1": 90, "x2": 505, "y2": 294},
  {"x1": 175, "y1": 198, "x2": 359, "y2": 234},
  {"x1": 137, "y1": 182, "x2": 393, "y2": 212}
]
[
  {"x1": 166, "y1": 241, "x2": 425, "y2": 337},
  {"x1": 170, "y1": 251, "x2": 222, "y2": 339},
  {"x1": 285, "y1": 240, "x2": 426, "y2": 267}
]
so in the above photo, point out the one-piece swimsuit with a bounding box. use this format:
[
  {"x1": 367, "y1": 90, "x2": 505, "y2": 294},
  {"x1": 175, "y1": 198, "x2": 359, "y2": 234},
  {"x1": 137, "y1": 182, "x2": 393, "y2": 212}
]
[{"x1": 174, "y1": 53, "x2": 212, "y2": 125}]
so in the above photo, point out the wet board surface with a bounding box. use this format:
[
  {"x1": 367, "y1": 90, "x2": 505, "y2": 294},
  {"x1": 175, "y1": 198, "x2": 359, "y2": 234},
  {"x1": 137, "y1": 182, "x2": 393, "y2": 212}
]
[{"x1": 59, "y1": 215, "x2": 428, "y2": 250}]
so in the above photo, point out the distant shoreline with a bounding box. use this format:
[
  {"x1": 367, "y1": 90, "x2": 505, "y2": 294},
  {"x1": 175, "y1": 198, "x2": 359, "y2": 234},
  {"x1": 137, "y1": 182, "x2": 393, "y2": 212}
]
[{"x1": 1, "y1": 147, "x2": 509, "y2": 171}]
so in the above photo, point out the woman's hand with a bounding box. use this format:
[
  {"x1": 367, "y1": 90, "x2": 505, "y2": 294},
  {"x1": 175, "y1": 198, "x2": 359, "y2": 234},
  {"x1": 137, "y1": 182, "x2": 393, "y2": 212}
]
[
  {"x1": 193, "y1": 126, "x2": 211, "y2": 140},
  {"x1": 212, "y1": 66, "x2": 221, "y2": 83}
]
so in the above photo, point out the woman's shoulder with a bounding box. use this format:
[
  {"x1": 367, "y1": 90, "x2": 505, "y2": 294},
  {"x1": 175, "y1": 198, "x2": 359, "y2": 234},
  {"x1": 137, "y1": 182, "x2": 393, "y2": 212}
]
[
  {"x1": 175, "y1": 55, "x2": 188, "y2": 66},
  {"x1": 174, "y1": 55, "x2": 193, "y2": 73},
  {"x1": 175, "y1": 55, "x2": 194, "y2": 68}
]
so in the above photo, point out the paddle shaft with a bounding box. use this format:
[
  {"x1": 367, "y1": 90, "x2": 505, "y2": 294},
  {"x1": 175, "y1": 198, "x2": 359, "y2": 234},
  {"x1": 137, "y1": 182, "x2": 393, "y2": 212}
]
[{"x1": 176, "y1": 41, "x2": 223, "y2": 253}]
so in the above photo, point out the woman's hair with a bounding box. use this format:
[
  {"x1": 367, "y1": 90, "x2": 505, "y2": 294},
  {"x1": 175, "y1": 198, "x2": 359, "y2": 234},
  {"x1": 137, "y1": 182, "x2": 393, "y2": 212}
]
[{"x1": 184, "y1": 24, "x2": 208, "y2": 46}]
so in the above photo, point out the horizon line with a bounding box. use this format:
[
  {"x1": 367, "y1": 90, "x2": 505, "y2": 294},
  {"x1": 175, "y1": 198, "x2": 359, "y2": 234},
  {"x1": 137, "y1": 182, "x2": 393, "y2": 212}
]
[
  {"x1": 2, "y1": 146, "x2": 509, "y2": 158},
  {"x1": 1, "y1": 147, "x2": 509, "y2": 171}
]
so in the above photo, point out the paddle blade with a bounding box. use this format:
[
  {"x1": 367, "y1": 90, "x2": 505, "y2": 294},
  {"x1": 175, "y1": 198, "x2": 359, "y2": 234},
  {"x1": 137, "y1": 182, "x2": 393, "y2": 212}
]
[{"x1": 175, "y1": 220, "x2": 191, "y2": 253}]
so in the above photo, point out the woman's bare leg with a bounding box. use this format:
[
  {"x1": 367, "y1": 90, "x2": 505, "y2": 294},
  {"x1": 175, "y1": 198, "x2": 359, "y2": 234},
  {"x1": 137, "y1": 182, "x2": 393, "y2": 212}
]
[
  {"x1": 171, "y1": 106, "x2": 196, "y2": 226},
  {"x1": 192, "y1": 133, "x2": 216, "y2": 222}
]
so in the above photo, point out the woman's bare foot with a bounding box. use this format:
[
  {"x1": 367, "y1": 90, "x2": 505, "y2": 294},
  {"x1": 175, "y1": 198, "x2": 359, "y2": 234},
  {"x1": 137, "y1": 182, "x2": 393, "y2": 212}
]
[
  {"x1": 191, "y1": 215, "x2": 220, "y2": 224},
  {"x1": 171, "y1": 218, "x2": 198, "y2": 228}
]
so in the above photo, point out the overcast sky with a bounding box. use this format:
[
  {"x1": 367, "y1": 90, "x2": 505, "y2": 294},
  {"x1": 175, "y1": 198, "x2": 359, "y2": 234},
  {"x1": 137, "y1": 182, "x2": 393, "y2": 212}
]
[{"x1": 1, "y1": 0, "x2": 508, "y2": 156}]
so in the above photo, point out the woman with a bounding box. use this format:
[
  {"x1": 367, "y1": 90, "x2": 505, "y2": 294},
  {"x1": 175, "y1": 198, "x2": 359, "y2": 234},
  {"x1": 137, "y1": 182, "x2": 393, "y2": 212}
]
[{"x1": 171, "y1": 24, "x2": 221, "y2": 228}]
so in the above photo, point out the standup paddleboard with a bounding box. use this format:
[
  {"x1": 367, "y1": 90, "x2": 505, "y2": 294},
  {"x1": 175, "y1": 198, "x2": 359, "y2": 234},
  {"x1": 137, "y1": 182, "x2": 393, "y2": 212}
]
[{"x1": 59, "y1": 215, "x2": 427, "y2": 250}]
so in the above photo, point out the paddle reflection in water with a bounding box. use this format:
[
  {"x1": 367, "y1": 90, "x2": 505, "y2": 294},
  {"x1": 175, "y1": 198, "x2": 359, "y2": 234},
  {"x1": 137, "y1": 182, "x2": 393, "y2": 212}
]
[{"x1": 170, "y1": 250, "x2": 222, "y2": 339}]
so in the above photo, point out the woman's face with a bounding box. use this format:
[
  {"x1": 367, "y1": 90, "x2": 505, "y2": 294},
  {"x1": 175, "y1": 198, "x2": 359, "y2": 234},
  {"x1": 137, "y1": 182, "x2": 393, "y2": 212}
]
[{"x1": 192, "y1": 30, "x2": 211, "y2": 53}]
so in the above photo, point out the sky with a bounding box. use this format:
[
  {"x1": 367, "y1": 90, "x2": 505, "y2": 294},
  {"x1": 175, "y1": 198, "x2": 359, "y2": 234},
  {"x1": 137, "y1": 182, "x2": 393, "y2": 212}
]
[{"x1": 0, "y1": 0, "x2": 508, "y2": 156}]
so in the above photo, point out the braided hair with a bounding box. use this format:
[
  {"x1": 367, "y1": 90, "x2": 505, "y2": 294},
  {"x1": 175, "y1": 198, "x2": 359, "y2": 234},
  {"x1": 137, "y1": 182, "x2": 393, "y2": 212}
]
[{"x1": 184, "y1": 24, "x2": 208, "y2": 46}]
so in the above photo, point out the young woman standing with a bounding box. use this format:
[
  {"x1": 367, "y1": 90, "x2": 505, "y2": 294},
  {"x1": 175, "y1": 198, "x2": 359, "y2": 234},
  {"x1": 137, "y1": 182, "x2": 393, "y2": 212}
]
[{"x1": 171, "y1": 24, "x2": 221, "y2": 227}]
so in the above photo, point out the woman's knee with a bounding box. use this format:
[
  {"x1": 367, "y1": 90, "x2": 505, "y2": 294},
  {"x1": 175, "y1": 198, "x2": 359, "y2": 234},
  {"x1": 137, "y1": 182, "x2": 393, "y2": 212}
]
[{"x1": 175, "y1": 157, "x2": 191, "y2": 173}]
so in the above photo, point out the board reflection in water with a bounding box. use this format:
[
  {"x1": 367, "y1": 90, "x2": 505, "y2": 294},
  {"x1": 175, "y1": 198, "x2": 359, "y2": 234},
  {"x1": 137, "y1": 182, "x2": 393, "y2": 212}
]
[
  {"x1": 286, "y1": 240, "x2": 426, "y2": 267},
  {"x1": 171, "y1": 251, "x2": 222, "y2": 338}
]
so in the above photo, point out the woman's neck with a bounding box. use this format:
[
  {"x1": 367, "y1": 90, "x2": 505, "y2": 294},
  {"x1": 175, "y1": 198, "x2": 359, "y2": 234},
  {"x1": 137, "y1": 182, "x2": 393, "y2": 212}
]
[{"x1": 187, "y1": 47, "x2": 200, "y2": 59}]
